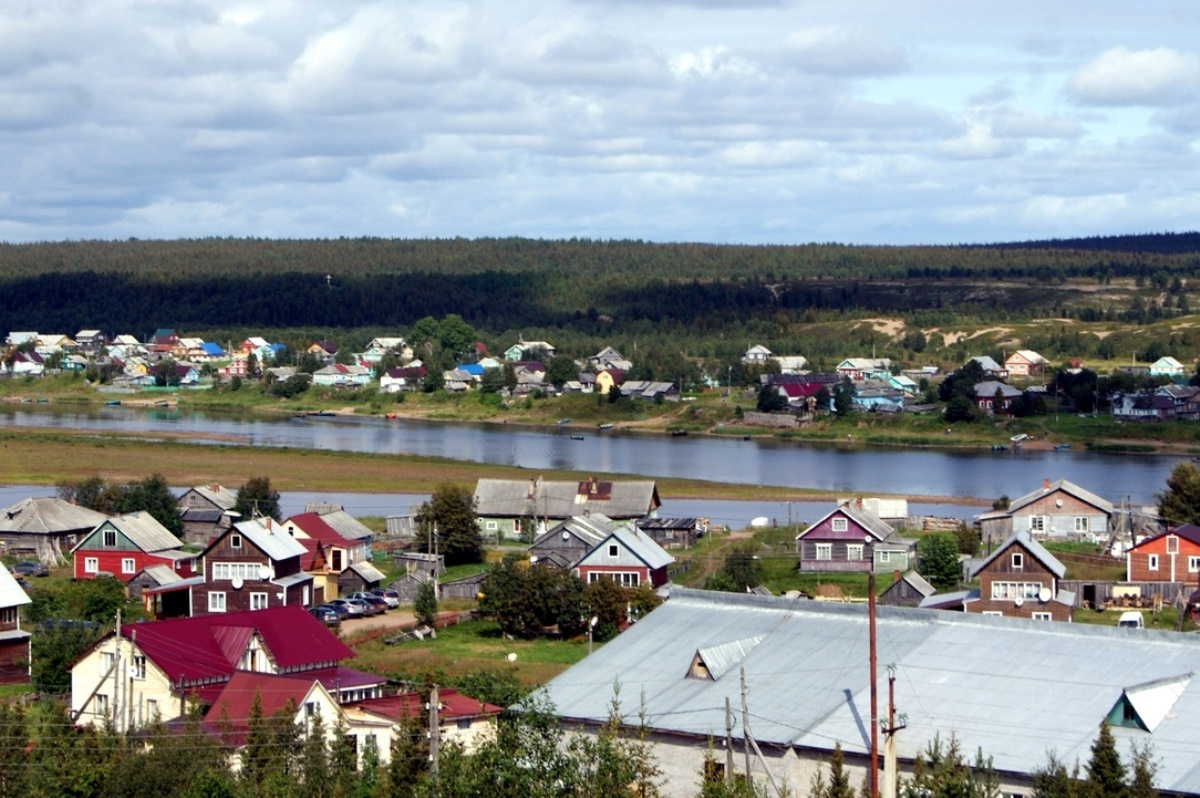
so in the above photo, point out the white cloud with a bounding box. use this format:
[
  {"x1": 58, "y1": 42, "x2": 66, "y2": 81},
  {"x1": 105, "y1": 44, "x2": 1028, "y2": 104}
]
[
  {"x1": 1066, "y1": 46, "x2": 1200, "y2": 106},
  {"x1": 780, "y1": 27, "x2": 906, "y2": 77}
]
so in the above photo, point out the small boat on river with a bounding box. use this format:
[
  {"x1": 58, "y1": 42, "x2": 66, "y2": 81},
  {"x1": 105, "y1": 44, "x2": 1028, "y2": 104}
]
[
  {"x1": 570, "y1": 435, "x2": 585, "y2": 441},
  {"x1": 670, "y1": 430, "x2": 688, "y2": 437},
  {"x1": 1054, "y1": 443, "x2": 1072, "y2": 450},
  {"x1": 557, "y1": 418, "x2": 572, "y2": 425},
  {"x1": 597, "y1": 423, "x2": 614, "y2": 430}
]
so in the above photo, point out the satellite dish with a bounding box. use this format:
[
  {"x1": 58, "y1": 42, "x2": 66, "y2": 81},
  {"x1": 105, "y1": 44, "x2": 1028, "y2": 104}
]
[
  {"x1": 1014, "y1": 597, "x2": 1024, "y2": 607},
  {"x1": 1038, "y1": 587, "x2": 1052, "y2": 603},
  {"x1": 1055, "y1": 499, "x2": 1063, "y2": 507},
  {"x1": 231, "y1": 577, "x2": 244, "y2": 590},
  {"x1": 127, "y1": 666, "x2": 140, "y2": 679},
  {"x1": 258, "y1": 564, "x2": 271, "y2": 580}
]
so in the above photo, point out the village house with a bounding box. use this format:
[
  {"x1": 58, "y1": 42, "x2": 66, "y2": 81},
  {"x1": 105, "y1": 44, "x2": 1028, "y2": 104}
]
[
  {"x1": 968, "y1": 355, "x2": 1008, "y2": 379},
  {"x1": 835, "y1": 357, "x2": 892, "y2": 382},
  {"x1": 528, "y1": 514, "x2": 623, "y2": 569},
  {"x1": 539, "y1": 588, "x2": 1200, "y2": 797},
  {"x1": 636, "y1": 517, "x2": 706, "y2": 550},
  {"x1": 795, "y1": 502, "x2": 912, "y2": 573},
  {"x1": 504, "y1": 337, "x2": 556, "y2": 361},
  {"x1": 351, "y1": 688, "x2": 503, "y2": 754},
  {"x1": 741, "y1": 344, "x2": 773, "y2": 364},
  {"x1": 70, "y1": 605, "x2": 383, "y2": 733},
  {"x1": 356, "y1": 337, "x2": 410, "y2": 365},
  {"x1": 474, "y1": 477, "x2": 661, "y2": 540},
  {"x1": 74, "y1": 329, "x2": 108, "y2": 355},
  {"x1": 1004, "y1": 349, "x2": 1049, "y2": 378},
  {"x1": 283, "y1": 511, "x2": 384, "y2": 598},
  {"x1": 878, "y1": 570, "x2": 936, "y2": 607},
  {"x1": 972, "y1": 380, "x2": 1023, "y2": 415},
  {"x1": 70, "y1": 513, "x2": 195, "y2": 583},
  {"x1": 976, "y1": 478, "x2": 1113, "y2": 545},
  {"x1": 1126, "y1": 524, "x2": 1200, "y2": 583},
  {"x1": 587, "y1": 345, "x2": 632, "y2": 372},
  {"x1": 192, "y1": 517, "x2": 314, "y2": 617},
  {"x1": 312, "y1": 362, "x2": 372, "y2": 388},
  {"x1": 379, "y1": 364, "x2": 426, "y2": 393},
  {"x1": 1150, "y1": 356, "x2": 1186, "y2": 378},
  {"x1": 573, "y1": 525, "x2": 674, "y2": 589},
  {"x1": 307, "y1": 339, "x2": 339, "y2": 365},
  {"x1": 176, "y1": 483, "x2": 239, "y2": 545},
  {"x1": 963, "y1": 531, "x2": 1074, "y2": 621},
  {"x1": 0, "y1": 497, "x2": 108, "y2": 565},
  {"x1": 0, "y1": 564, "x2": 32, "y2": 684}
]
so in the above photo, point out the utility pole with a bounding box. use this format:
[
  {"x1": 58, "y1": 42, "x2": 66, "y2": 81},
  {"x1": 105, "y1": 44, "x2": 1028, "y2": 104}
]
[
  {"x1": 740, "y1": 668, "x2": 752, "y2": 789},
  {"x1": 869, "y1": 573, "x2": 879, "y2": 798},
  {"x1": 429, "y1": 684, "x2": 440, "y2": 783},
  {"x1": 725, "y1": 696, "x2": 734, "y2": 785},
  {"x1": 113, "y1": 609, "x2": 122, "y2": 732},
  {"x1": 881, "y1": 664, "x2": 907, "y2": 798}
]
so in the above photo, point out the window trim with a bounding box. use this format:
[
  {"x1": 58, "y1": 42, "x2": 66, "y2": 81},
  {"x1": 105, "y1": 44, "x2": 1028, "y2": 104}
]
[
  {"x1": 831, "y1": 517, "x2": 848, "y2": 532},
  {"x1": 1148, "y1": 554, "x2": 1159, "y2": 572},
  {"x1": 815, "y1": 543, "x2": 833, "y2": 561},
  {"x1": 1189, "y1": 556, "x2": 1200, "y2": 573},
  {"x1": 250, "y1": 592, "x2": 269, "y2": 611},
  {"x1": 208, "y1": 591, "x2": 227, "y2": 613},
  {"x1": 121, "y1": 557, "x2": 136, "y2": 574},
  {"x1": 85, "y1": 557, "x2": 99, "y2": 574},
  {"x1": 102, "y1": 529, "x2": 117, "y2": 547},
  {"x1": 1011, "y1": 553, "x2": 1024, "y2": 569}
]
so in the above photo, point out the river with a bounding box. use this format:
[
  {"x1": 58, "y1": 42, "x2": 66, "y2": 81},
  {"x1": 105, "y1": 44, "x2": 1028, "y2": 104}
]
[{"x1": 0, "y1": 404, "x2": 1184, "y2": 514}]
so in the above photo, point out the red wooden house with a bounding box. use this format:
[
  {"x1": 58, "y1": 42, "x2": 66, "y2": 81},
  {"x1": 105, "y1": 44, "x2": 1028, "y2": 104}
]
[
  {"x1": 192, "y1": 517, "x2": 314, "y2": 616},
  {"x1": 70, "y1": 512, "x2": 195, "y2": 583},
  {"x1": 1126, "y1": 525, "x2": 1200, "y2": 583},
  {"x1": 573, "y1": 526, "x2": 674, "y2": 589}
]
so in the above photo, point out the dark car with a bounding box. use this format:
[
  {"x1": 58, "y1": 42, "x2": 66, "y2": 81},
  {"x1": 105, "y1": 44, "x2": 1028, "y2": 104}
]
[
  {"x1": 309, "y1": 606, "x2": 341, "y2": 627},
  {"x1": 350, "y1": 592, "x2": 389, "y2": 614},
  {"x1": 11, "y1": 561, "x2": 49, "y2": 578},
  {"x1": 319, "y1": 602, "x2": 351, "y2": 619}
]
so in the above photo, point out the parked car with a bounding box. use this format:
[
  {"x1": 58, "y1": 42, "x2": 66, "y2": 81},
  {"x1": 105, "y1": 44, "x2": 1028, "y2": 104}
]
[
  {"x1": 310, "y1": 606, "x2": 341, "y2": 627},
  {"x1": 370, "y1": 588, "x2": 401, "y2": 608},
  {"x1": 351, "y1": 592, "x2": 389, "y2": 613},
  {"x1": 318, "y1": 602, "x2": 351, "y2": 619},
  {"x1": 11, "y1": 561, "x2": 49, "y2": 578},
  {"x1": 328, "y1": 598, "x2": 365, "y2": 616}
]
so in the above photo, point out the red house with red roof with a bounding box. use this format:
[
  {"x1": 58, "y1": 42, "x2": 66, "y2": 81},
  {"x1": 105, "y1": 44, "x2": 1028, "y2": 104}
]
[
  {"x1": 70, "y1": 605, "x2": 385, "y2": 733},
  {"x1": 1127, "y1": 524, "x2": 1200, "y2": 583}
]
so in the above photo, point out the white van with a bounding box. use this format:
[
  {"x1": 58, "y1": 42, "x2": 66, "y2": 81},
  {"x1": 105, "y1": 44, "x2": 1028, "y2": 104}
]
[{"x1": 1117, "y1": 611, "x2": 1144, "y2": 629}]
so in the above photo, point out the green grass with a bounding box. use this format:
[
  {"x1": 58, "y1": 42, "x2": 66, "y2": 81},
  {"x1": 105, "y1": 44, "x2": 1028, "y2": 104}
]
[
  {"x1": 1072, "y1": 607, "x2": 1195, "y2": 632},
  {"x1": 347, "y1": 618, "x2": 591, "y2": 687}
]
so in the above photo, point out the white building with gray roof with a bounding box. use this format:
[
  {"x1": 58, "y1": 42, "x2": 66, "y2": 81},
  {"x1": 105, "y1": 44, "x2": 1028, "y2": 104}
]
[{"x1": 539, "y1": 588, "x2": 1200, "y2": 797}]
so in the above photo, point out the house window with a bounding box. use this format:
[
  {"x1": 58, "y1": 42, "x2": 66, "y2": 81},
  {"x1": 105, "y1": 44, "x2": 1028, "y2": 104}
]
[
  {"x1": 146, "y1": 699, "x2": 158, "y2": 720},
  {"x1": 815, "y1": 544, "x2": 832, "y2": 561},
  {"x1": 1011, "y1": 553, "x2": 1023, "y2": 569},
  {"x1": 847, "y1": 544, "x2": 864, "y2": 561},
  {"x1": 485, "y1": 521, "x2": 498, "y2": 530},
  {"x1": 1189, "y1": 556, "x2": 1200, "y2": 573},
  {"x1": 990, "y1": 582, "x2": 1041, "y2": 600},
  {"x1": 608, "y1": 544, "x2": 619, "y2": 558},
  {"x1": 878, "y1": 551, "x2": 891, "y2": 563},
  {"x1": 832, "y1": 517, "x2": 848, "y2": 532},
  {"x1": 212, "y1": 562, "x2": 261, "y2": 581},
  {"x1": 1029, "y1": 516, "x2": 1044, "y2": 533},
  {"x1": 103, "y1": 529, "x2": 117, "y2": 547},
  {"x1": 96, "y1": 694, "x2": 110, "y2": 716},
  {"x1": 621, "y1": 572, "x2": 640, "y2": 587},
  {"x1": 1167, "y1": 536, "x2": 1179, "y2": 554},
  {"x1": 230, "y1": 534, "x2": 242, "y2": 549},
  {"x1": 1074, "y1": 517, "x2": 1089, "y2": 533},
  {"x1": 85, "y1": 557, "x2": 99, "y2": 573},
  {"x1": 250, "y1": 592, "x2": 269, "y2": 611},
  {"x1": 1032, "y1": 613, "x2": 1052, "y2": 621},
  {"x1": 456, "y1": 718, "x2": 471, "y2": 731},
  {"x1": 101, "y1": 652, "x2": 115, "y2": 673},
  {"x1": 208, "y1": 592, "x2": 227, "y2": 613},
  {"x1": 982, "y1": 611, "x2": 1003, "y2": 617},
  {"x1": 305, "y1": 702, "x2": 317, "y2": 718},
  {"x1": 122, "y1": 558, "x2": 136, "y2": 574},
  {"x1": 588, "y1": 572, "x2": 600, "y2": 584},
  {"x1": 332, "y1": 551, "x2": 343, "y2": 571},
  {"x1": 303, "y1": 586, "x2": 310, "y2": 605},
  {"x1": 1149, "y1": 555, "x2": 1159, "y2": 572},
  {"x1": 132, "y1": 655, "x2": 146, "y2": 679}
]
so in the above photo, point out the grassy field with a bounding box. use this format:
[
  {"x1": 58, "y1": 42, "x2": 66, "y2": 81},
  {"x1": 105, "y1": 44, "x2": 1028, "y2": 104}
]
[{"x1": 344, "y1": 618, "x2": 591, "y2": 687}]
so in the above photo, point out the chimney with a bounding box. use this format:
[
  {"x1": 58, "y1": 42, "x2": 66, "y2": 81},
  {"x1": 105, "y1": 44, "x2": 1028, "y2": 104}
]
[
  {"x1": 1043, "y1": 478, "x2": 1051, "y2": 490},
  {"x1": 893, "y1": 569, "x2": 901, "y2": 585}
]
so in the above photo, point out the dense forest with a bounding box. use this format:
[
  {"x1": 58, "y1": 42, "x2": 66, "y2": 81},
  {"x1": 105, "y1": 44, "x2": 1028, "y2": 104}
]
[{"x1": 2, "y1": 234, "x2": 1200, "y2": 339}]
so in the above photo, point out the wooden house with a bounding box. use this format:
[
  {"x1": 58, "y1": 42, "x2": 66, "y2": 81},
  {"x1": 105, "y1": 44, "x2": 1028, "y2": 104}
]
[
  {"x1": 878, "y1": 570, "x2": 936, "y2": 608},
  {"x1": 1004, "y1": 350, "x2": 1048, "y2": 378},
  {"x1": 0, "y1": 497, "x2": 108, "y2": 566},
  {"x1": 636, "y1": 517, "x2": 705, "y2": 550},
  {"x1": 177, "y1": 484, "x2": 239, "y2": 544},
  {"x1": 573, "y1": 526, "x2": 673, "y2": 589},
  {"x1": 70, "y1": 513, "x2": 195, "y2": 583},
  {"x1": 1126, "y1": 525, "x2": 1200, "y2": 583},
  {"x1": 529, "y1": 515, "x2": 617, "y2": 569},
  {"x1": 474, "y1": 477, "x2": 661, "y2": 540},
  {"x1": 0, "y1": 565, "x2": 32, "y2": 683},
  {"x1": 964, "y1": 532, "x2": 1073, "y2": 621},
  {"x1": 794, "y1": 502, "x2": 896, "y2": 573},
  {"x1": 976, "y1": 478, "x2": 1112, "y2": 545},
  {"x1": 192, "y1": 518, "x2": 314, "y2": 616}
]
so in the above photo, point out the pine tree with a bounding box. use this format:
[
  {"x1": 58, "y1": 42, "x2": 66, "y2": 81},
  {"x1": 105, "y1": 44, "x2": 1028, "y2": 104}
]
[
  {"x1": 1128, "y1": 743, "x2": 1158, "y2": 798},
  {"x1": 1083, "y1": 721, "x2": 1128, "y2": 798}
]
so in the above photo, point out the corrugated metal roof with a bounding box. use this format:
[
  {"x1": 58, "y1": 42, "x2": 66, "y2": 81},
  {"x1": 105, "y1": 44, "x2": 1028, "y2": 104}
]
[
  {"x1": 1008, "y1": 479, "x2": 1114, "y2": 515},
  {"x1": 695, "y1": 635, "x2": 765, "y2": 681},
  {"x1": 538, "y1": 588, "x2": 1200, "y2": 795},
  {"x1": 0, "y1": 564, "x2": 31, "y2": 608},
  {"x1": 475, "y1": 478, "x2": 660, "y2": 520},
  {"x1": 348, "y1": 561, "x2": 386, "y2": 582},
  {"x1": 0, "y1": 497, "x2": 108, "y2": 534},
  {"x1": 315, "y1": 509, "x2": 374, "y2": 541},
  {"x1": 74, "y1": 512, "x2": 185, "y2": 553},
  {"x1": 233, "y1": 518, "x2": 307, "y2": 561},
  {"x1": 971, "y1": 531, "x2": 1066, "y2": 579},
  {"x1": 580, "y1": 526, "x2": 673, "y2": 571}
]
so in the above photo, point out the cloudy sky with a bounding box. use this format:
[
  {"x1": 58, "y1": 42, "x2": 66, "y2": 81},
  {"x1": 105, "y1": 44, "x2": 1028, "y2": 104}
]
[{"x1": 2, "y1": 1, "x2": 1199, "y2": 245}]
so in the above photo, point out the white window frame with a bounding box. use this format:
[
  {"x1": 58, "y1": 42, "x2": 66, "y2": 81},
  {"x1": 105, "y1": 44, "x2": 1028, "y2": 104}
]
[
  {"x1": 607, "y1": 544, "x2": 619, "y2": 558},
  {"x1": 1031, "y1": 612, "x2": 1052, "y2": 621},
  {"x1": 1011, "y1": 553, "x2": 1023, "y2": 569},
  {"x1": 250, "y1": 592, "x2": 269, "y2": 611},
  {"x1": 1189, "y1": 556, "x2": 1200, "y2": 573},
  {"x1": 212, "y1": 562, "x2": 262, "y2": 581},
  {"x1": 1167, "y1": 535, "x2": 1179, "y2": 554},
  {"x1": 982, "y1": 611, "x2": 1003, "y2": 617},
  {"x1": 847, "y1": 544, "x2": 864, "y2": 561},
  {"x1": 101, "y1": 652, "x2": 115, "y2": 672},
  {"x1": 815, "y1": 543, "x2": 832, "y2": 561},
  {"x1": 990, "y1": 582, "x2": 1042, "y2": 600},
  {"x1": 1029, "y1": 516, "x2": 1045, "y2": 533},
  {"x1": 485, "y1": 521, "x2": 498, "y2": 530},
  {"x1": 132, "y1": 655, "x2": 146, "y2": 680},
  {"x1": 96, "y1": 694, "x2": 110, "y2": 716},
  {"x1": 102, "y1": 528, "x2": 117, "y2": 547},
  {"x1": 85, "y1": 557, "x2": 99, "y2": 573},
  {"x1": 1074, "y1": 517, "x2": 1089, "y2": 533},
  {"x1": 831, "y1": 517, "x2": 848, "y2": 532},
  {"x1": 208, "y1": 591, "x2": 227, "y2": 613},
  {"x1": 121, "y1": 558, "x2": 136, "y2": 574},
  {"x1": 1149, "y1": 554, "x2": 1159, "y2": 572},
  {"x1": 230, "y1": 534, "x2": 242, "y2": 549}
]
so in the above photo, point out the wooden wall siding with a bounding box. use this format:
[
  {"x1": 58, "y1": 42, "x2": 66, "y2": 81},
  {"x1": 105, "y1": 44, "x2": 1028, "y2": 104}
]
[
  {"x1": 977, "y1": 543, "x2": 1054, "y2": 582},
  {"x1": 579, "y1": 542, "x2": 647, "y2": 569},
  {"x1": 968, "y1": 597, "x2": 1072, "y2": 622},
  {"x1": 0, "y1": 641, "x2": 29, "y2": 684},
  {"x1": 798, "y1": 540, "x2": 873, "y2": 569},
  {"x1": 1126, "y1": 536, "x2": 1200, "y2": 583},
  {"x1": 879, "y1": 581, "x2": 927, "y2": 607}
]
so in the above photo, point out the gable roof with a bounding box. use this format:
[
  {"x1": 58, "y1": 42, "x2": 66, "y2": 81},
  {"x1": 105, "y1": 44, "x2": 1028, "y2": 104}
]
[
  {"x1": 579, "y1": 526, "x2": 674, "y2": 571},
  {"x1": 358, "y1": 688, "x2": 503, "y2": 723},
  {"x1": 0, "y1": 564, "x2": 32, "y2": 608},
  {"x1": 1130, "y1": 524, "x2": 1200, "y2": 552},
  {"x1": 0, "y1": 497, "x2": 108, "y2": 534},
  {"x1": 970, "y1": 531, "x2": 1066, "y2": 579},
  {"x1": 72, "y1": 512, "x2": 184, "y2": 554},
  {"x1": 532, "y1": 514, "x2": 620, "y2": 551},
  {"x1": 475, "y1": 478, "x2": 660, "y2": 520},
  {"x1": 112, "y1": 605, "x2": 354, "y2": 686},
  {"x1": 539, "y1": 588, "x2": 1200, "y2": 795},
  {"x1": 284, "y1": 512, "x2": 357, "y2": 548},
  {"x1": 884, "y1": 571, "x2": 936, "y2": 599},
  {"x1": 183, "y1": 484, "x2": 239, "y2": 511},
  {"x1": 309, "y1": 508, "x2": 374, "y2": 541},
  {"x1": 796, "y1": 503, "x2": 894, "y2": 542},
  {"x1": 204, "y1": 671, "x2": 329, "y2": 739},
  {"x1": 1007, "y1": 479, "x2": 1114, "y2": 516},
  {"x1": 208, "y1": 518, "x2": 307, "y2": 562}
]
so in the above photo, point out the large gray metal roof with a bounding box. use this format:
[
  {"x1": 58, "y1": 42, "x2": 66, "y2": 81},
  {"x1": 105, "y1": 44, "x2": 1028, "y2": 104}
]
[
  {"x1": 475, "y1": 478, "x2": 660, "y2": 520},
  {"x1": 539, "y1": 588, "x2": 1200, "y2": 794},
  {"x1": 0, "y1": 497, "x2": 107, "y2": 534}
]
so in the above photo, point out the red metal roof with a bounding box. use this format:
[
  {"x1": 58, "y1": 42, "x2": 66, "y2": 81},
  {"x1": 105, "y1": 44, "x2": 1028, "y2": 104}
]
[
  {"x1": 356, "y1": 688, "x2": 502, "y2": 722},
  {"x1": 204, "y1": 671, "x2": 315, "y2": 728},
  {"x1": 119, "y1": 605, "x2": 354, "y2": 686},
  {"x1": 286, "y1": 512, "x2": 353, "y2": 547}
]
